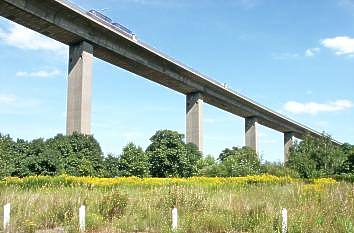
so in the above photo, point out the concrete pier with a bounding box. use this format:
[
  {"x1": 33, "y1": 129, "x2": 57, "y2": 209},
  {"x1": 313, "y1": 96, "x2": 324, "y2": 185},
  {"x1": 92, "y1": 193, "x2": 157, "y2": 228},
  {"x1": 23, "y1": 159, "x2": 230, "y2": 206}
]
[
  {"x1": 66, "y1": 41, "x2": 93, "y2": 135},
  {"x1": 284, "y1": 132, "x2": 295, "y2": 162},
  {"x1": 186, "y1": 92, "x2": 203, "y2": 152},
  {"x1": 245, "y1": 117, "x2": 259, "y2": 154}
]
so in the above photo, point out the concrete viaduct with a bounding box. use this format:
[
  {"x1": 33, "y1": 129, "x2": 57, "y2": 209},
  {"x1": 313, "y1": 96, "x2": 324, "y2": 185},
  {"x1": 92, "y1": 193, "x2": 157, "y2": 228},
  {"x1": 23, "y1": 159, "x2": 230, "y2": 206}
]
[{"x1": 0, "y1": 0, "x2": 341, "y2": 161}]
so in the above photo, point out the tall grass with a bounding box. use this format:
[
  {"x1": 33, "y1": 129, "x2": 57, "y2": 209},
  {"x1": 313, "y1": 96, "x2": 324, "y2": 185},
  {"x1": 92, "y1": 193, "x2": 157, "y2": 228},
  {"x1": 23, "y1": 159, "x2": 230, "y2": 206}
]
[{"x1": 0, "y1": 176, "x2": 353, "y2": 233}]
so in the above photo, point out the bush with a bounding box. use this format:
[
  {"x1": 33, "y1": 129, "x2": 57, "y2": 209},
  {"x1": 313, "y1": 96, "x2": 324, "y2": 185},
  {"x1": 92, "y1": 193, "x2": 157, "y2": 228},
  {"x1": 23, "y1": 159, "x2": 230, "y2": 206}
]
[
  {"x1": 332, "y1": 173, "x2": 354, "y2": 182},
  {"x1": 146, "y1": 130, "x2": 202, "y2": 177},
  {"x1": 0, "y1": 134, "x2": 15, "y2": 178},
  {"x1": 286, "y1": 134, "x2": 345, "y2": 178},
  {"x1": 118, "y1": 143, "x2": 150, "y2": 178},
  {"x1": 197, "y1": 155, "x2": 216, "y2": 171},
  {"x1": 220, "y1": 147, "x2": 260, "y2": 177},
  {"x1": 198, "y1": 163, "x2": 226, "y2": 177},
  {"x1": 261, "y1": 162, "x2": 300, "y2": 178},
  {"x1": 47, "y1": 133, "x2": 105, "y2": 177},
  {"x1": 25, "y1": 139, "x2": 60, "y2": 176},
  {"x1": 103, "y1": 154, "x2": 121, "y2": 178},
  {"x1": 184, "y1": 143, "x2": 203, "y2": 177},
  {"x1": 0, "y1": 133, "x2": 106, "y2": 178},
  {"x1": 199, "y1": 147, "x2": 260, "y2": 177},
  {"x1": 99, "y1": 191, "x2": 128, "y2": 221},
  {"x1": 341, "y1": 143, "x2": 354, "y2": 173}
]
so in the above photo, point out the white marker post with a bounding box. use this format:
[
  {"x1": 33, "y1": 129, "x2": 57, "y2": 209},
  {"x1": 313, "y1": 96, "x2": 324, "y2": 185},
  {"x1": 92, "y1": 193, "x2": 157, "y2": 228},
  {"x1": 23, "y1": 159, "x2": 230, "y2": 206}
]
[
  {"x1": 79, "y1": 205, "x2": 86, "y2": 232},
  {"x1": 282, "y1": 208, "x2": 287, "y2": 233},
  {"x1": 172, "y1": 207, "x2": 178, "y2": 231},
  {"x1": 3, "y1": 203, "x2": 10, "y2": 232}
]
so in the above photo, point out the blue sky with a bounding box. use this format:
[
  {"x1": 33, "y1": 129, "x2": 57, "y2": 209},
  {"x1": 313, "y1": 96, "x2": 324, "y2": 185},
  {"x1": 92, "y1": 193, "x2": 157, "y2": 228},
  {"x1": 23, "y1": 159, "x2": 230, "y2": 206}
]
[{"x1": 1, "y1": 0, "x2": 354, "y2": 162}]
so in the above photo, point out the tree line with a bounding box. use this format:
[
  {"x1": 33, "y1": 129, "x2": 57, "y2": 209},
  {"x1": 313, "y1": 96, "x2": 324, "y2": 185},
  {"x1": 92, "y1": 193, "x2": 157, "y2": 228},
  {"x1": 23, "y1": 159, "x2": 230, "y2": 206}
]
[{"x1": 0, "y1": 130, "x2": 353, "y2": 179}]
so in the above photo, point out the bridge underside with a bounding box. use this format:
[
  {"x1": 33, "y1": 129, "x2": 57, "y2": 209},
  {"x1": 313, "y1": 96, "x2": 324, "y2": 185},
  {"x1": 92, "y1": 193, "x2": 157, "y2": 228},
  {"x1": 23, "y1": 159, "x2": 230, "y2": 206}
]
[{"x1": 0, "y1": 0, "x2": 341, "y2": 162}]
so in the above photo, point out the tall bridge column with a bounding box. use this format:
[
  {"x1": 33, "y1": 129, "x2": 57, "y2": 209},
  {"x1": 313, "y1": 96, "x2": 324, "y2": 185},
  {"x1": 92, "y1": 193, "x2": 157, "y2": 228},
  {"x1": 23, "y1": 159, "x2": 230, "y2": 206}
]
[
  {"x1": 284, "y1": 132, "x2": 295, "y2": 163},
  {"x1": 66, "y1": 41, "x2": 93, "y2": 135},
  {"x1": 245, "y1": 117, "x2": 259, "y2": 154},
  {"x1": 186, "y1": 92, "x2": 203, "y2": 152}
]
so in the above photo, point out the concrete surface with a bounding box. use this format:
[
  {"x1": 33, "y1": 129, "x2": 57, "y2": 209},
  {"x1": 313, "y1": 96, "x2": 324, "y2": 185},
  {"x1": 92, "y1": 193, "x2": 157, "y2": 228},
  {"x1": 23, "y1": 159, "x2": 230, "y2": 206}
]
[
  {"x1": 66, "y1": 41, "x2": 93, "y2": 135},
  {"x1": 245, "y1": 117, "x2": 259, "y2": 154},
  {"x1": 186, "y1": 92, "x2": 203, "y2": 151},
  {"x1": 284, "y1": 132, "x2": 295, "y2": 162}
]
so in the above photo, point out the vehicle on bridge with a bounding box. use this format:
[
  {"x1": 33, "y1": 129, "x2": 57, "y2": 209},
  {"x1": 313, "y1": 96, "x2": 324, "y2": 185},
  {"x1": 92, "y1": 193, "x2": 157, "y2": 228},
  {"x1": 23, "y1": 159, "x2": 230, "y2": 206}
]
[
  {"x1": 112, "y1": 23, "x2": 137, "y2": 41},
  {"x1": 87, "y1": 10, "x2": 137, "y2": 41},
  {"x1": 88, "y1": 10, "x2": 112, "y2": 23}
]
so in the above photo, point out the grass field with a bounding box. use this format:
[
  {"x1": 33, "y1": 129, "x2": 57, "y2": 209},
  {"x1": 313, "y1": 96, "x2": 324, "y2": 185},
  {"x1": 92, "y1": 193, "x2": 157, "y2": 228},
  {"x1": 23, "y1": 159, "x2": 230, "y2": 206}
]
[{"x1": 0, "y1": 175, "x2": 354, "y2": 233}]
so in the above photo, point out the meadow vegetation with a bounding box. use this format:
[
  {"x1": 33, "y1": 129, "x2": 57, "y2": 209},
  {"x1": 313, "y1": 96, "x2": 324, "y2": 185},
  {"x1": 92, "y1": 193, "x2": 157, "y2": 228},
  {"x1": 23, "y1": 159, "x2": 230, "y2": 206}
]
[{"x1": 0, "y1": 176, "x2": 353, "y2": 233}]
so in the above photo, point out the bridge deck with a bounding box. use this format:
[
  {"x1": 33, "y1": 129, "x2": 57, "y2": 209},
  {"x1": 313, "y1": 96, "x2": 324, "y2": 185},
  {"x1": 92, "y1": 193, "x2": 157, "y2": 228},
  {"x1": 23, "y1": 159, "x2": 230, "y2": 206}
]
[{"x1": 0, "y1": 0, "x2": 341, "y2": 143}]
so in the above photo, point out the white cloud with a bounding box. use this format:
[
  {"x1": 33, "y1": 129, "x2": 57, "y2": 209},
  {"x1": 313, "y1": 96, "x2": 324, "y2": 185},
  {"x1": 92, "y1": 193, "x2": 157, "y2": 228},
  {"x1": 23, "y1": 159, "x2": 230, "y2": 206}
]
[
  {"x1": 0, "y1": 22, "x2": 66, "y2": 54},
  {"x1": 284, "y1": 99, "x2": 353, "y2": 115},
  {"x1": 305, "y1": 47, "x2": 320, "y2": 57},
  {"x1": 273, "y1": 47, "x2": 320, "y2": 59},
  {"x1": 0, "y1": 94, "x2": 17, "y2": 104},
  {"x1": 16, "y1": 69, "x2": 60, "y2": 78},
  {"x1": 321, "y1": 36, "x2": 354, "y2": 56}
]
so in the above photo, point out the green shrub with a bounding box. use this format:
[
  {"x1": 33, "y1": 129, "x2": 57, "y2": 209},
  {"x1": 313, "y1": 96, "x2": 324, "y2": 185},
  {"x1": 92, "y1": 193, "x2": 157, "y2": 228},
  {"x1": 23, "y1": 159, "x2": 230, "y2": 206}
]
[
  {"x1": 197, "y1": 155, "x2": 216, "y2": 170},
  {"x1": 221, "y1": 154, "x2": 260, "y2": 177},
  {"x1": 198, "y1": 147, "x2": 261, "y2": 177},
  {"x1": 198, "y1": 164, "x2": 226, "y2": 177},
  {"x1": 261, "y1": 162, "x2": 300, "y2": 178},
  {"x1": 219, "y1": 147, "x2": 260, "y2": 177},
  {"x1": 341, "y1": 143, "x2": 354, "y2": 173},
  {"x1": 103, "y1": 154, "x2": 121, "y2": 178},
  {"x1": 118, "y1": 143, "x2": 150, "y2": 178},
  {"x1": 333, "y1": 173, "x2": 354, "y2": 182},
  {"x1": 0, "y1": 134, "x2": 15, "y2": 178},
  {"x1": 286, "y1": 134, "x2": 345, "y2": 178},
  {"x1": 146, "y1": 130, "x2": 202, "y2": 177},
  {"x1": 98, "y1": 191, "x2": 128, "y2": 221}
]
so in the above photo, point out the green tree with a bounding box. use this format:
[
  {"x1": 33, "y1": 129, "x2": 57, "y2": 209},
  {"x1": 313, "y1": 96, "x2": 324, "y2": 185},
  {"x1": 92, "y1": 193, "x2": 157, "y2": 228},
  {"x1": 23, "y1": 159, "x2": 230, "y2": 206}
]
[
  {"x1": 0, "y1": 134, "x2": 16, "y2": 178},
  {"x1": 183, "y1": 143, "x2": 203, "y2": 177},
  {"x1": 1, "y1": 132, "x2": 106, "y2": 177},
  {"x1": 219, "y1": 146, "x2": 260, "y2": 177},
  {"x1": 11, "y1": 139, "x2": 31, "y2": 177},
  {"x1": 146, "y1": 130, "x2": 202, "y2": 177},
  {"x1": 286, "y1": 134, "x2": 345, "y2": 178},
  {"x1": 218, "y1": 146, "x2": 257, "y2": 162},
  {"x1": 25, "y1": 138, "x2": 60, "y2": 176},
  {"x1": 197, "y1": 155, "x2": 216, "y2": 171},
  {"x1": 47, "y1": 133, "x2": 105, "y2": 177},
  {"x1": 218, "y1": 147, "x2": 239, "y2": 162},
  {"x1": 118, "y1": 143, "x2": 150, "y2": 177},
  {"x1": 341, "y1": 143, "x2": 354, "y2": 173},
  {"x1": 261, "y1": 162, "x2": 300, "y2": 178},
  {"x1": 198, "y1": 163, "x2": 226, "y2": 177},
  {"x1": 103, "y1": 154, "x2": 121, "y2": 178}
]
